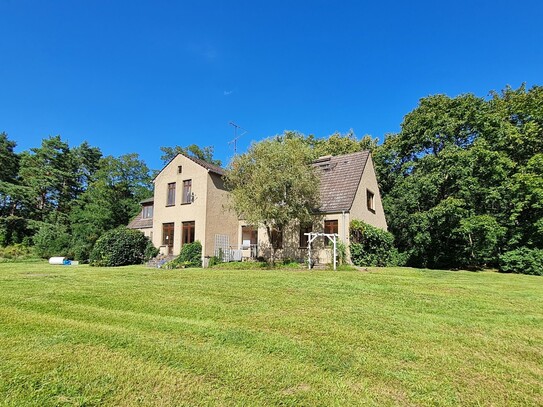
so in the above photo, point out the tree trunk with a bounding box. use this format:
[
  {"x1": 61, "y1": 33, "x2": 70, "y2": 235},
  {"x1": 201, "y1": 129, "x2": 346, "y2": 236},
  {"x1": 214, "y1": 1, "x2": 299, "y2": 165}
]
[{"x1": 265, "y1": 225, "x2": 276, "y2": 266}]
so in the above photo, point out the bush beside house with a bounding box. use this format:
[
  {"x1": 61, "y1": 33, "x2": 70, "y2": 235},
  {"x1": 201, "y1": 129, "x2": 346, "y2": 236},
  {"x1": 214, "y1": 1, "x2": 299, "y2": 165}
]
[
  {"x1": 89, "y1": 227, "x2": 156, "y2": 267},
  {"x1": 349, "y1": 220, "x2": 405, "y2": 267},
  {"x1": 162, "y1": 241, "x2": 202, "y2": 269}
]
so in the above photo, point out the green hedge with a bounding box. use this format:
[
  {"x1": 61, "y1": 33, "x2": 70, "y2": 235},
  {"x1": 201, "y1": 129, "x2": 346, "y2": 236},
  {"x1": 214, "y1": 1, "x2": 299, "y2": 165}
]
[
  {"x1": 499, "y1": 247, "x2": 543, "y2": 276},
  {"x1": 89, "y1": 227, "x2": 156, "y2": 267},
  {"x1": 350, "y1": 219, "x2": 405, "y2": 267}
]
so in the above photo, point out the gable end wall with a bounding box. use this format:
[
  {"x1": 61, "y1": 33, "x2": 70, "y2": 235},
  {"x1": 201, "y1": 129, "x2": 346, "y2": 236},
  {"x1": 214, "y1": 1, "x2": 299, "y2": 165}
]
[{"x1": 349, "y1": 154, "x2": 388, "y2": 230}]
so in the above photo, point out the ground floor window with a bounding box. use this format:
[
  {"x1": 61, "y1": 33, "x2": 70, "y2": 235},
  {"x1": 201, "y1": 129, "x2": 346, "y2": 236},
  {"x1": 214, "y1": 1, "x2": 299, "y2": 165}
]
[
  {"x1": 162, "y1": 223, "x2": 174, "y2": 254},
  {"x1": 324, "y1": 220, "x2": 338, "y2": 235},
  {"x1": 182, "y1": 221, "x2": 195, "y2": 245},
  {"x1": 299, "y1": 224, "x2": 312, "y2": 248}
]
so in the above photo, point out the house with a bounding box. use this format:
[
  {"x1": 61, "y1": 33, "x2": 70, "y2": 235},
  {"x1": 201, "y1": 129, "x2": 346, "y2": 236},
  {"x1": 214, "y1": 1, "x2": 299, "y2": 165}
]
[
  {"x1": 127, "y1": 197, "x2": 154, "y2": 238},
  {"x1": 129, "y1": 150, "x2": 387, "y2": 265},
  {"x1": 238, "y1": 151, "x2": 387, "y2": 264},
  {"x1": 128, "y1": 153, "x2": 239, "y2": 261}
]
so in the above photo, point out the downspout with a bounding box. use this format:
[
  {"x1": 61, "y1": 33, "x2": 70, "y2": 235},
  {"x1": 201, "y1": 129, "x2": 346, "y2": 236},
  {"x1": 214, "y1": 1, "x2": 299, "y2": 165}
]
[
  {"x1": 342, "y1": 210, "x2": 346, "y2": 242},
  {"x1": 342, "y1": 210, "x2": 348, "y2": 264}
]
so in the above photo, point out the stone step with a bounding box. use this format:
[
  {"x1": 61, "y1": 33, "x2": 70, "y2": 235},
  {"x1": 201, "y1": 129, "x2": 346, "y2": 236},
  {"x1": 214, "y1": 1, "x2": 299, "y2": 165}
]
[{"x1": 147, "y1": 254, "x2": 176, "y2": 268}]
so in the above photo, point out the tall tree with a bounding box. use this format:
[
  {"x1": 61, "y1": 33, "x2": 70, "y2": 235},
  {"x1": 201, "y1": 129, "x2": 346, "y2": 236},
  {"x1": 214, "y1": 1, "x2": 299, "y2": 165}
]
[
  {"x1": 374, "y1": 84, "x2": 543, "y2": 269},
  {"x1": 0, "y1": 132, "x2": 19, "y2": 183},
  {"x1": 70, "y1": 153, "x2": 152, "y2": 260},
  {"x1": 311, "y1": 131, "x2": 378, "y2": 158},
  {"x1": 0, "y1": 132, "x2": 26, "y2": 217},
  {"x1": 278, "y1": 130, "x2": 378, "y2": 158},
  {"x1": 18, "y1": 135, "x2": 79, "y2": 220},
  {"x1": 225, "y1": 136, "x2": 320, "y2": 263},
  {"x1": 160, "y1": 144, "x2": 221, "y2": 166}
]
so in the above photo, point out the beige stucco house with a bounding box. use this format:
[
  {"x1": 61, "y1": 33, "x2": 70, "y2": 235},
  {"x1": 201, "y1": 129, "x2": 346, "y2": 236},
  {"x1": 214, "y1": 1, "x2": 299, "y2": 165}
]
[
  {"x1": 129, "y1": 150, "x2": 387, "y2": 265},
  {"x1": 129, "y1": 153, "x2": 239, "y2": 260},
  {"x1": 239, "y1": 151, "x2": 387, "y2": 264}
]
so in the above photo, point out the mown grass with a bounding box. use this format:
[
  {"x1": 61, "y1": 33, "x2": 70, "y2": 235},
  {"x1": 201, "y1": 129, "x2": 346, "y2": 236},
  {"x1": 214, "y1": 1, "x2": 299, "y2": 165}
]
[{"x1": 0, "y1": 262, "x2": 541, "y2": 406}]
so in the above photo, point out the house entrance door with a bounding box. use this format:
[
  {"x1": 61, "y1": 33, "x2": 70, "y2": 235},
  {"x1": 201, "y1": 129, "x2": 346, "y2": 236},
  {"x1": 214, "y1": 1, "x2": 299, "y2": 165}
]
[{"x1": 162, "y1": 223, "x2": 174, "y2": 255}]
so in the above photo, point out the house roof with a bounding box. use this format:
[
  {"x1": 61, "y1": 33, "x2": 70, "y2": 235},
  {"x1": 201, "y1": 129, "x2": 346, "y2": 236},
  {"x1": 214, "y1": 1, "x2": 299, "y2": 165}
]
[
  {"x1": 140, "y1": 197, "x2": 154, "y2": 204},
  {"x1": 127, "y1": 211, "x2": 153, "y2": 230},
  {"x1": 313, "y1": 151, "x2": 370, "y2": 213},
  {"x1": 183, "y1": 154, "x2": 225, "y2": 175},
  {"x1": 153, "y1": 153, "x2": 225, "y2": 182}
]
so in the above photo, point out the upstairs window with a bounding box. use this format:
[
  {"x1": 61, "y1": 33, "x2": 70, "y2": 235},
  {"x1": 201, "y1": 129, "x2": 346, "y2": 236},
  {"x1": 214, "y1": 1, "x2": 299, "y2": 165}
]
[
  {"x1": 142, "y1": 205, "x2": 153, "y2": 219},
  {"x1": 367, "y1": 189, "x2": 375, "y2": 212},
  {"x1": 167, "y1": 183, "x2": 176, "y2": 206},
  {"x1": 182, "y1": 180, "x2": 192, "y2": 204},
  {"x1": 178, "y1": 165, "x2": 183, "y2": 174},
  {"x1": 324, "y1": 220, "x2": 338, "y2": 235}
]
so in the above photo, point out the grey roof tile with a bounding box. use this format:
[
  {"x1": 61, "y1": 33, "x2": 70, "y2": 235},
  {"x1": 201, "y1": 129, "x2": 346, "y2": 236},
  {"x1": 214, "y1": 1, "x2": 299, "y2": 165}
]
[
  {"x1": 313, "y1": 151, "x2": 370, "y2": 213},
  {"x1": 127, "y1": 211, "x2": 153, "y2": 230},
  {"x1": 183, "y1": 154, "x2": 225, "y2": 175}
]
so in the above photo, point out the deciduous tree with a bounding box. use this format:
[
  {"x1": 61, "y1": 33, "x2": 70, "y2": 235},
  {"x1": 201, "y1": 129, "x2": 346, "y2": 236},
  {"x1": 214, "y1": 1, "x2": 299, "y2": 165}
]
[
  {"x1": 225, "y1": 136, "x2": 320, "y2": 263},
  {"x1": 160, "y1": 144, "x2": 221, "y2": 166}
]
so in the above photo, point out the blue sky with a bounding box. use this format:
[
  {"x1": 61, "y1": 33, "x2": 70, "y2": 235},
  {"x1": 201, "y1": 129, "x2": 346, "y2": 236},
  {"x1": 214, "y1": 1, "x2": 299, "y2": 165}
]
[{"x1": 1, "y1": 0, "x2": 542, "y2": 171}]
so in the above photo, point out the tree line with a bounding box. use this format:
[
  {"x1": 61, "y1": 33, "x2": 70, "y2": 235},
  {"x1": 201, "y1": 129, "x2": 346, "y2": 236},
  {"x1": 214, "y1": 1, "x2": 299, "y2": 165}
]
[
  {"x1": 226, "y1": 84, "x2": 542, "y2": 272},
  {"x1": 0, "y1": 135, "x2": 153, "y2": 260},
  {"x1": 0, "y1": 137, "x2": 228, "y2": 262},
  {"x1": 1, "y1": 84, "x2": 542, "y2": 272},
  {"x1": 374, "y1": 84, "x2": 542, "y2": 271}
]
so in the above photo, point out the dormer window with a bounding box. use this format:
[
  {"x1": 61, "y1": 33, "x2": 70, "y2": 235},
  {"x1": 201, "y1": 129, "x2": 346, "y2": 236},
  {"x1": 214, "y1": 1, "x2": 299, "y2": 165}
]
[{"x1": 142, "y1": 205, "x2": 153, "y2": 219}]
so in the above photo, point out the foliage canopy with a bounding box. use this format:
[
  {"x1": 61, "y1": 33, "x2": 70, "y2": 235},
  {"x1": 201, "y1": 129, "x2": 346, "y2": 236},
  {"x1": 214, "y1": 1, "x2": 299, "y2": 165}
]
[
  {"x1": 225, "y1": 135, "x2": 320, "y2": 262},
  {"x1": 374, "y1": 84, "x2": 543, "y2": 271}
]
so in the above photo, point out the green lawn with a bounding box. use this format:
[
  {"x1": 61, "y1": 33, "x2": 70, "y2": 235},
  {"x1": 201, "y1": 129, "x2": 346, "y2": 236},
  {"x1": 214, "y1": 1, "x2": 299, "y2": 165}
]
[{"x1": 0, "y1": 263, "x2": 541, "y2": 406}]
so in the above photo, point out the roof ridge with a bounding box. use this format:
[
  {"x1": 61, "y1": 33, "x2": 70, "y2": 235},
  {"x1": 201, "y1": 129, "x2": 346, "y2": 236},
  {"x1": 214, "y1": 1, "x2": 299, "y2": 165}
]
[{"x1": 181, "y1": 152, "x2": 225, "y2": 175}]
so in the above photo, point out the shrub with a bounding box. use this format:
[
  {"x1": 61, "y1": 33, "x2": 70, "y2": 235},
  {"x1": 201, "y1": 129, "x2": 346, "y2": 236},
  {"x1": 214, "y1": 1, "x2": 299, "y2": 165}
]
[
  {"x1": 162, "y1": 241, "x2": 202, "y2": 269},
  {"x1": 89, "y1": 227, "x2": 155, "y2": 267},
  {"x1": 0, "y1": 244, "x2": 36, "y2": 261},
  {"x1": 350, "y1": 219, "x2": 404, "y2": 267},
  {"x1": 499, "y1": 247, "x2": 543, "y2": 276},
  {"x1": 178, "y1": 241, "x2": 202, "y2": 267},
  {"x1": 0, "y1": 216, "x2": 33, "y2": 246},
  {"x1": 33, "y1": 223, "x2": 71, "y2": 259},
  {"x1": 208, "y1": 255, "x2": 222, "y2": 267},
  {"x1": 336, "y1": 240, "x2": 347, "y2": 265},
  {"x1": 70, "y1": 241, "x2": 94, "y2": 263},
  {"x1": 145, "y1": 243, "x2": 159, "y2": 261}
]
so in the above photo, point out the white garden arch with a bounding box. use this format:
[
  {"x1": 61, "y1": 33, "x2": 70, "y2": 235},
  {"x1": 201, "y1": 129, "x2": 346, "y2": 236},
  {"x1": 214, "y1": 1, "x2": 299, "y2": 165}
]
[{"x1": 304, "y1": 232, "x2": 339, "y2": 270}]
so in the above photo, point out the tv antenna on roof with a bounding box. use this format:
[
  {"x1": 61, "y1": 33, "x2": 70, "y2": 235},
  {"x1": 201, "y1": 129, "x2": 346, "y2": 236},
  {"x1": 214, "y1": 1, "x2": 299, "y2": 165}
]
[{"x1": 228, "y1": 122, "x2": 248, "y2": 155}]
